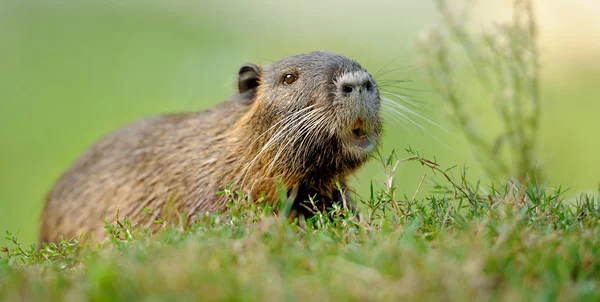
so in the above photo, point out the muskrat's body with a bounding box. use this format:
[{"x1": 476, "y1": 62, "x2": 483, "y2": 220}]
[{"x1": 40, "y1": 51, "x2": 382, "y2": 244}]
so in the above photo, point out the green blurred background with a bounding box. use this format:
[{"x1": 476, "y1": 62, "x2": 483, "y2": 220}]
[{"x1": 1, "y1": 0, "x2": 599, "y2": 244}]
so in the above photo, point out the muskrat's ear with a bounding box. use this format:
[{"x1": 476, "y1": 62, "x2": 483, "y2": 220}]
[{"x1": 238, "y1": 64, "x2": 261, "y2": 95}]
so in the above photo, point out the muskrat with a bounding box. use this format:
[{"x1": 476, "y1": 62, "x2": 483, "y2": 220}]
[{"x1": 40, "y1": 51, "x2": 382, "y2": 244}]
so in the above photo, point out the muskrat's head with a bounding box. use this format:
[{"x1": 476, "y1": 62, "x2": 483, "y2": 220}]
[{"x1": 235, "y1": 51, "x2": 382, "y2": 190}]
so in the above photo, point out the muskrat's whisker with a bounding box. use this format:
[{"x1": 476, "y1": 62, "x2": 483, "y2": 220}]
[
  {"x1": 295, "y1": 113, "x2": 332, "y2": 175},
  {"x1": 380, "y1": 91, "x2": 423, "y2": 107},
  {"x1": 237, "y1": 111, "x2": 308, "y2": 187},
  {"x1": 243, "y1": 107, "x2": 318, "y2": 174},
  {"x1": 381, "y1": 98, "x2": 431, "y2": 132},
  {"x1": 376, "y1": 80, "x2": 413, "y2": 87},
  {"x1": 378, "y1": 83, "x2": 426, "y2": 92},
  {"x1": 247, "y1": 105, "x2": 317, "y2": 149},
  {"x1": 380, "y1": 107, "x2": 414, "y2": 134},
  {"x1": 241, "y1": 105, "x2": 317, "y2": 174},
  {"x1": 265, "y1": 108, "x2": 324, "y2": 158},
  {"x1": 374, "y1": 64, "x2": 416, "y2": 79},
  {"x1": 376, "y1": 77, "x2": 413, "y2": 83},
  {"x1": 293, "y1": 110, "x2": 330, "y2": 169},
  {"x1": 381, "y1": 90, "x2": 421, "y2": 104},
  {"x1": 240, "y1": 107, "x2": 325, "y2": 187},
  {"x1": 381, "y1": 98, "x2": 453, "y2": 150},
  {"x1": 382, "y1": 98, "x2": 452, "y2": 149},
  {"x1": 264, "y1": 109, "x2": 327, "y2": 176},
  {"x1": 382, "y1": 97, "x2": 453, "y2": 136},
  {"x1": 378, "y1": 84, "x2": 429, "y2": 93},
  {"x1": 373, "y1": 56, "x2": 402, "y2": 78}
]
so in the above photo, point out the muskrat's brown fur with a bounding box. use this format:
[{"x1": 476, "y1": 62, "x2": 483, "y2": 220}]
[{"x1": 40, "y1": 51, "x2": 382, "y2": 244}]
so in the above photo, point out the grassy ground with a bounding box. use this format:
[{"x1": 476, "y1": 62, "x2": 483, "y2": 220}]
[{"x1": 1, "y1": 149, "x2": 599, "y2": 301}]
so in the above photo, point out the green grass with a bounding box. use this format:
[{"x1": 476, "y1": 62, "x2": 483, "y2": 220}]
[{"x1": 2, "y1": 149, "x2": 599, "y2": 301}]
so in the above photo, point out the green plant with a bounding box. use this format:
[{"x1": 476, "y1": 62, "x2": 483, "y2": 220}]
[
  {"x1": 415, "y1": 0, "x2": 541, "y2": 183},
  {"x1": 2, "y1": 147, "x2": 599, "y2": 301}
]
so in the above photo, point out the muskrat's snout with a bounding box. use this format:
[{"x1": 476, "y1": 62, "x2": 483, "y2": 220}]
[{"x1": 333, "y1": 70, "x2": 381, "y2": 152}]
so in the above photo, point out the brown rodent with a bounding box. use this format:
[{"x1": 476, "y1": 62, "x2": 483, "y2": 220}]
[{"x1": 40, "y1": 51, "x2": 382, "y2": 244}]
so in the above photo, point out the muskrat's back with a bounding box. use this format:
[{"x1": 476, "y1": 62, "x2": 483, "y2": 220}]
[{"x1": 40, "y1": 100, "x2": 247, "y2": 243}]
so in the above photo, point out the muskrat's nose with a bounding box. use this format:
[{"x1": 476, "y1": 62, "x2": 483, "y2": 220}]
[
  {"x1": 340, "y1": 81, "x2": 373, "y2": 94},
  {"x1": 337, "y1": 71, "x2": 374, "y2": 95}
]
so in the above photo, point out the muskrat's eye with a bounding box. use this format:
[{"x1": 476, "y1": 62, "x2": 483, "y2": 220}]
[{"x1": 283, "y1": 74, "x2": 297, "y2": 85}]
